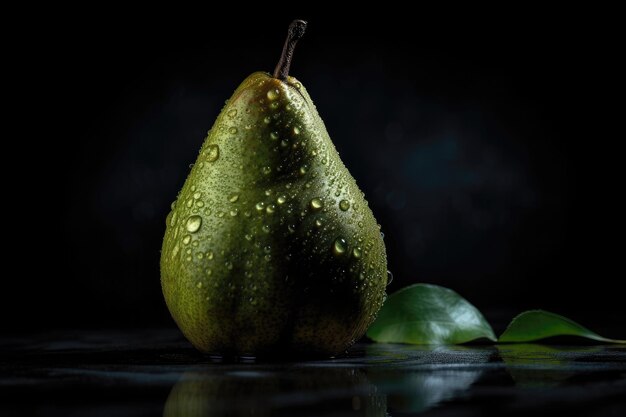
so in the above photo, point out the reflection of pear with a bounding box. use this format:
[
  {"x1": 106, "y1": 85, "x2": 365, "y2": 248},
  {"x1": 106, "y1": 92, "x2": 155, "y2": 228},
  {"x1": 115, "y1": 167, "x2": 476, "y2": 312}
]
[
  {"x1": 163, "y1": 368, "x2": 386, "y2": 417},
  {"x1": 497, "y1": 344, "x2": 603, "y2": 388},
  {"x1": 163, "y1": 372, "x2": 278, "y2": 417}
]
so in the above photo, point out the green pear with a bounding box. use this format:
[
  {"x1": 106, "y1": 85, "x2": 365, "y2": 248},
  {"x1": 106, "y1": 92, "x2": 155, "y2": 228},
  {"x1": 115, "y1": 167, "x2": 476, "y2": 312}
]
[{"x1": 161, "y1": 20, "x2": 387, "y2": 356}]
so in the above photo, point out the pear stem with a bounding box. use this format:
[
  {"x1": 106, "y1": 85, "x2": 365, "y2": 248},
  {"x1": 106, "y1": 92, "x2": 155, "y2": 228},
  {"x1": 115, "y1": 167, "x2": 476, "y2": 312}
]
[{"x1": 273, "y1": 20, "x2": 307, "y2": 80}]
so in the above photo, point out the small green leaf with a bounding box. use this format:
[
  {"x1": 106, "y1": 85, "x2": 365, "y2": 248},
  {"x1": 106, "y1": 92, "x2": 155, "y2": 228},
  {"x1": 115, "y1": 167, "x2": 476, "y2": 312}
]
[
  {"x1": 499, "y1": 310, "x2": 626, "y2": 343},
  {"x1": 367, "y1": 284, "x2": 496, "y2": 345}
]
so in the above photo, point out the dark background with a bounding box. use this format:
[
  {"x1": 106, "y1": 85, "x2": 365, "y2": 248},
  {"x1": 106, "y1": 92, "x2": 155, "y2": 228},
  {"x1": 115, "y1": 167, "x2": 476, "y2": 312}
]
[{"x1": 7, "y1": 9, "x2": 624, "y2": 336}]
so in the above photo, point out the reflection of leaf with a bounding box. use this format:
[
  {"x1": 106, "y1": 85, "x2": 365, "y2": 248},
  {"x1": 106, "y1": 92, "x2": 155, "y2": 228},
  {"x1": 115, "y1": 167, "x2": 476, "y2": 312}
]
[
  {"x1": 496, "y1": 344, "x2": 603, "y2": 388},
  {"x1": 499, "y1": 310, "x2": 626, "y2": 343},
  {"x1": 378, "y1": 370, "x2": 483, "y2": 413},
  {"x1": 367, "y1": 284, "x2": 496, "y2": 344},
  {"x1": 367, "y1": 345, "x2": 488, "y2": 413}
]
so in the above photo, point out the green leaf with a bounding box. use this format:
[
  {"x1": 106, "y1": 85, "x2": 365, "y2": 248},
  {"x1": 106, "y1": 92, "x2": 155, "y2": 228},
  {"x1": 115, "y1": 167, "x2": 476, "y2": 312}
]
[
  {"x1": 499, "y1": 310, "x2": 626, "y2": 343},
  {"x1": 367, "y1": 284, "x2": 497, "y2": 345}
]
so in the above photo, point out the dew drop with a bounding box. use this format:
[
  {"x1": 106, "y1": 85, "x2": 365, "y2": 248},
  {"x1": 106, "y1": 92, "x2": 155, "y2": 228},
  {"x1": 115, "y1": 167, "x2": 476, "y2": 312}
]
[
  {"x1": 281, "y1": 140, "x2": 289, "y2": 148},
  {"x1": 196, "y1": 200, "x2": 204, "y2": 207},
  {"x1": 229, "y1": 193, "x2": 239, "y2": 203},
  {"x1": 227, "y1": 109, "x2": 237, "y2": 118},
  {"x1": 299, "y1": 165, "x2": 308, "y2": 175},
  {"x1": 294, "y1": 82, "x2": 302, "y2": 89},
  {"x1": 207, "y1": 251, "x2": 214, "y2": 260},
  {"x1": 270, "y1": 132, "x2": 279, "y2": 141},
  {"x1": 262, "y1": 225, "x2": 271, "y2": 233},
  {"x1": 353, "y1": 247, "x2": 362, "y2": 259},
  {"x1": 182, "y1": 235, "x2": 191, "y2": 245},
  {"x1": 266, "y1": 204, "x2": 276, "y2": 214},
  {"x1": 193, "y1": 192, "x2": 201, "y2": 199},
  {"x1": 225, "y1": 262, "x2": 233, "y2": 270},
  {"x1": 333, "y1": 237, "x2": 348, "y2": 256},
  {"x1": 310, "y1": 198, "x2": 323, "y2": 211},
  {"x1": 277, "y1": 195, "x2": 286, "y2": 205},
  {"x1": 293, "y1": 126, "x2": 300, "y2": 135},
  {"x1": 230, "y1": 209, "x2": 239, "y2": 217},
  {"x1": 262, "y1": 166, "x2": 272, "y2": 175},
  {"x1": 169, "y1": 211, "x2": 178, "y2": 227},
  {"x1": 197, "y1": 252, "x2": 204, "y2": 259},
  {"x1": 288, "y1": 225, "x2": 296, "y2": 234},
  {"x1": 267, "y1": 89, "x2": 280, "y2": 100},
  {"x1": 205, "y1": 144, "x2": 219, "y2": 162},
  {"x1": 315, "y1": 219, "x2": 323, "y2": 228},
  {"x1": 264, "y1": 116, "x2": 271, "y2": 124},
  {"x1": 270, "y1": 102, "x2": 279, "y2": 109},
  {"x1": 255, "y1": 202, "x2": 265, "y2": 211},
  {"x1": 185, "y1": 215, "x2": 202, "y2": 233},
  {"x1": 171, "y1": 244, "x2": 179, "y2": 259},
  {"x1": 229, "y1": 126, "x2": 238, "y2": 134},
  {"x1": 339, "y1": 200, "x2": 350, "y2": 211},
  {"x1": 387, "y1": 270, "x2": 394, "y2": 286}
]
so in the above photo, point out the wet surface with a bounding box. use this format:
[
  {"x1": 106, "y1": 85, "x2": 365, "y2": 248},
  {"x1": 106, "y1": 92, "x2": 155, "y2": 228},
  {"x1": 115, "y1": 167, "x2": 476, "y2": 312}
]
[{"x1": 1, "y1": 330, "x2": 625, "y2": 416}]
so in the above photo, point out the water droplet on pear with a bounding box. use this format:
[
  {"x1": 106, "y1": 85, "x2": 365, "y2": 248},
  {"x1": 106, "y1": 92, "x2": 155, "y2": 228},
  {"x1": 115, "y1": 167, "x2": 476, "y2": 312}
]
[{"x1": 186, "y1": 215, "x2": 202, "y2": 233}]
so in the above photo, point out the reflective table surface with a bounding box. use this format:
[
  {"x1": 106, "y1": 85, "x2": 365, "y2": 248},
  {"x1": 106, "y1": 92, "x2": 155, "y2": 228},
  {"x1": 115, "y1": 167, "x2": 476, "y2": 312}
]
[{"x1": 1, "y1": 330, "x2": 625, "y2": 416}]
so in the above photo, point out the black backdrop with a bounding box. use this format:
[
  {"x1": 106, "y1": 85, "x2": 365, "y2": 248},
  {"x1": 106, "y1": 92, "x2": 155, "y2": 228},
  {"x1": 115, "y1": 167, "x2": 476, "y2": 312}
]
[{"x1": 8, "y1": 8, "x2": 624, "y2": 336}]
